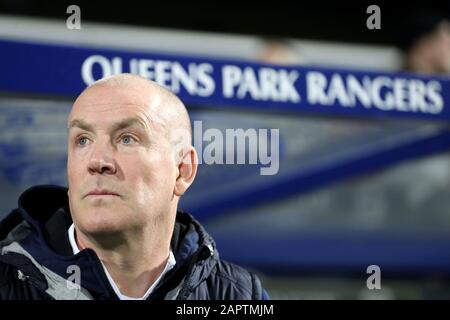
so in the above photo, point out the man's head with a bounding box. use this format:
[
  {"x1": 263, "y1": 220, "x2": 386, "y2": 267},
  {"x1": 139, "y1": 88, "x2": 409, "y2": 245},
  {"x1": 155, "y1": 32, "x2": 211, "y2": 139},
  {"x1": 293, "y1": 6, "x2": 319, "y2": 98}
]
[{"x1": 67, "y1": 74, "x2": 197, "y2": 238}]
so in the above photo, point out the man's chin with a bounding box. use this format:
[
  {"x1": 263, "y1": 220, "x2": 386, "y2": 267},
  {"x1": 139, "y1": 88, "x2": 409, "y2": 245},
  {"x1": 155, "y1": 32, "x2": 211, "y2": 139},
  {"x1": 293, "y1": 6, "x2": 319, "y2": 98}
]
[{"x1": 75, "y1": 207, "x2": 131, "y2": 234}]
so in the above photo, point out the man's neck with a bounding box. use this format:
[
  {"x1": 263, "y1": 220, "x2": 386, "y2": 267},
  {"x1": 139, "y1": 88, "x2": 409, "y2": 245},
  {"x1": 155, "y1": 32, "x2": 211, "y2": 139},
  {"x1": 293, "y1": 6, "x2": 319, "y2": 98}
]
[{"x1": 75, "y1": 226, "x2": 172, "y2": 298}]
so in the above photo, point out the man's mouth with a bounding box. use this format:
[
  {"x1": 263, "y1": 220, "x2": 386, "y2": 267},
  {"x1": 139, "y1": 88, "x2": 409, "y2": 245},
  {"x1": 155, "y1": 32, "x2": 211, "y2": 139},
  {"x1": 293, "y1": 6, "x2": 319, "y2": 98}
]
[{"x1": 85, "y1": 189, "x2": 120, "y2": 197}]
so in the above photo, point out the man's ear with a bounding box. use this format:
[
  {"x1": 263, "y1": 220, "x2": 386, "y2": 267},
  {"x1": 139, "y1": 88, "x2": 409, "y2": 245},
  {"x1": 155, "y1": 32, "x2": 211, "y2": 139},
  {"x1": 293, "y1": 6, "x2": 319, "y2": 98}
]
[{"x1": 174, "y1": 146, "x2": 198, "y2": 196}]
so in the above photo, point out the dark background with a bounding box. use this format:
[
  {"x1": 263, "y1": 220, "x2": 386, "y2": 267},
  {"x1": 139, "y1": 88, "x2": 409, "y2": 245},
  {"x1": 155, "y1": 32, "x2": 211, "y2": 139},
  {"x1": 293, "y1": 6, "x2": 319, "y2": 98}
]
[{"x1": 1, "y1": 1, "x2": 449, "y2": 48}]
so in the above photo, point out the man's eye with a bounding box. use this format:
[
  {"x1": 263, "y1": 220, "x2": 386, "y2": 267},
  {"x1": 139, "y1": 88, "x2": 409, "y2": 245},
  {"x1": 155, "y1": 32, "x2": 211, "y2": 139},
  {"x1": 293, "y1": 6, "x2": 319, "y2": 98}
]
[
  {"x1": 76, "y1": 137, "x2": 89, "y2": 146},
  {"x1": 121, "y1": 135, "x2": 136, "y2": 145}
]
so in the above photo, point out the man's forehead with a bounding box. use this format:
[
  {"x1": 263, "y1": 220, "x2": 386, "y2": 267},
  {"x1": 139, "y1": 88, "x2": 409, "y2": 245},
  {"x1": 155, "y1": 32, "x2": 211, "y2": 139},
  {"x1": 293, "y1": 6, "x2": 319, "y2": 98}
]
[
  {"x1": 68, "y1": 102, "x2": 166, "y2": 131},
  {"x1": 71, "y1": 83, "x2": 166, "y2": 121},
  {"x1": 72, "y1": 101, "x2": 151, "y2": 113}
]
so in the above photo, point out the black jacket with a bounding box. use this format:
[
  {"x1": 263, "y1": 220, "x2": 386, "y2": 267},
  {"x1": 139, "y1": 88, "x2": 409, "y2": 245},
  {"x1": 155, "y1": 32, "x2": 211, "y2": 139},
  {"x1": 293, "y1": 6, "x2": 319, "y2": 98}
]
[{"x1": 0, "y1": 185, "x2": 268, "y2": 300}]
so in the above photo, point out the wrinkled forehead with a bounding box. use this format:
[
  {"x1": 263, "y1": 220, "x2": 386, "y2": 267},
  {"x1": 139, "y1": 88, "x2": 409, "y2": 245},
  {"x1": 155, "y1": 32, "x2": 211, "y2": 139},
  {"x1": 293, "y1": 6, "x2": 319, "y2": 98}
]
[{"x1": 68, "y1": 85, "x2": 167, "y2": 132}]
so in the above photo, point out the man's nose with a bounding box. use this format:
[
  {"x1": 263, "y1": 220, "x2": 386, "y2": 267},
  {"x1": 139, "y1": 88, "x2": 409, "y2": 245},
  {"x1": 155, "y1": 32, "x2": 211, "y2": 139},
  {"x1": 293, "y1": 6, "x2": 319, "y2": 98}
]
[{"x1": 87, "y1": 140, "x2": 117, "y2": 175}]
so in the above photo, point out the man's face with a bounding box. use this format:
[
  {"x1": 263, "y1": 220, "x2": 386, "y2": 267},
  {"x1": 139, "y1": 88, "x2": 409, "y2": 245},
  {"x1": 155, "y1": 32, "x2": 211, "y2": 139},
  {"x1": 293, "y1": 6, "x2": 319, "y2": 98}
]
[{"x1": 67, "y1": 84, "x2": 177, "y2": 236}]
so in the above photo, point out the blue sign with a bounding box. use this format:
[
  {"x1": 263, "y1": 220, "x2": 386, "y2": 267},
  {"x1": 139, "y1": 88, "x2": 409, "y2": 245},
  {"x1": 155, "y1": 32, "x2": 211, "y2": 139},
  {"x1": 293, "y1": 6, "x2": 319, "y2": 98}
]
[{"x1": 1, "y1": 39, "x2": 450, "y2": 123}]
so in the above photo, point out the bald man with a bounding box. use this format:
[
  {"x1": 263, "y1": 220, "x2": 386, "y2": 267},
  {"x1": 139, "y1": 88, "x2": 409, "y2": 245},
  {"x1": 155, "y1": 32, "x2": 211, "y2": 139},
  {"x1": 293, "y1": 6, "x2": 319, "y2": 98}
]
[{"x1": 0, "y1": 74, "x2": 268, "y2": 300}]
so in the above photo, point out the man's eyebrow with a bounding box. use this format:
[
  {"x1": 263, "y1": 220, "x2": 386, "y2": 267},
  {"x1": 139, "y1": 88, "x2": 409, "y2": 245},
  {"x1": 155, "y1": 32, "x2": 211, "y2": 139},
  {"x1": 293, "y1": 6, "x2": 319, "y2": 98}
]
[
  {"x1": 110, "y1": 117, "x2": 148, "y2": 132},
  {"x1": 68, "y1": 119, "x2": 94, "y2": 132},
  {"x1": 68, "y1": 118, "x2": 149, "y2": 133}
]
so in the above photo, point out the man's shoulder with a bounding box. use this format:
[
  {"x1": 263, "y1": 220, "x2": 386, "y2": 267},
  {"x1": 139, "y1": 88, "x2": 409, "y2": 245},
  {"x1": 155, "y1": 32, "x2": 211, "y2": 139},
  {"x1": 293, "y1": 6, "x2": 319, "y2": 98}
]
[
  {"x1": 0, "y1": 260, "x2": 53, "y2": 300},
  {"x1": 214, "y1": 259, "x2": 255, "y2": 281},
  {"x1": 207, "y1": 258, "x2": 265, "y2": 299},
  {"x1": 0, "y1": 260, "x2": 19, "y2": 298},
  {"x1": 0, "y1": 260, "x2": 15, "y2": 284}
]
